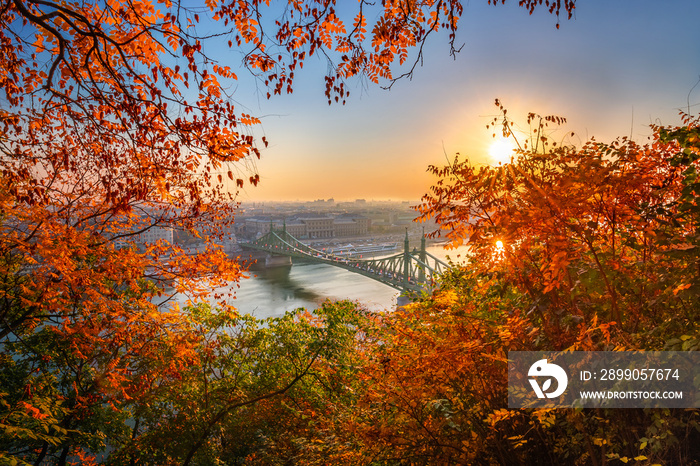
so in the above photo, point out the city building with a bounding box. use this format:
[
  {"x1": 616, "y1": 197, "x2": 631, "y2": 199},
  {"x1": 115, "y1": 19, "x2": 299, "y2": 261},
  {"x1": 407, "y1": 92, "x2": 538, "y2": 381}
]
[
  {"x1": 137, "y1": 225, "x2": 174, "y2": 244},
  {"x1": 242, "y1": 213, "x2": 371, "y2": 239},
  {"x1": 298, "y1": 217, "x2": 334, "y2": 238}
]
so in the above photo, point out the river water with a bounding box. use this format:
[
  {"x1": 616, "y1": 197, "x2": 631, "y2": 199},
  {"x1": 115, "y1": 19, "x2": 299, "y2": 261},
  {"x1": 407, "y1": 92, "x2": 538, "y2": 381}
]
[{"x1": 175, "y1": 244, "x2": 468, "y2": 319}]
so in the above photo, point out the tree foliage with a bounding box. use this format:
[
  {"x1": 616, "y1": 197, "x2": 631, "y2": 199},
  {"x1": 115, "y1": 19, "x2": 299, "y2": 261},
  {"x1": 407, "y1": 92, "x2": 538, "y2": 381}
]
[
  {"x1": 231, "y1": 108, "x2": 700, "y2": 466},
  {"x1": 418, "y1": 102, "x2": 699, "y2": 339},
  {"x1": 22, "y1": 0, "x2": 700, "y2": 464}
]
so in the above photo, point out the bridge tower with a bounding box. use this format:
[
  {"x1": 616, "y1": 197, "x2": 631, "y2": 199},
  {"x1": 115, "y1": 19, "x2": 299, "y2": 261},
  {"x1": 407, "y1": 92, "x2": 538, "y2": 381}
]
[
  {"x1": 264, "y1": 220, "x2": 292, "y2": 268},
  {"x1": 418, "y1": 229, "x2": 427, "y2": 282},
  {"x1": 403, "y1": 229, "x2": 410, "y2": 289}
]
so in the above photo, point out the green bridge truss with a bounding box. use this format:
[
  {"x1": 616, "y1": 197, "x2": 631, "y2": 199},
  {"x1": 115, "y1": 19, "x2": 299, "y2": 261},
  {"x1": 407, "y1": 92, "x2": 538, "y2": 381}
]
[{"x1": 240, "y1": 226, "x2": 448, "y2": 293}]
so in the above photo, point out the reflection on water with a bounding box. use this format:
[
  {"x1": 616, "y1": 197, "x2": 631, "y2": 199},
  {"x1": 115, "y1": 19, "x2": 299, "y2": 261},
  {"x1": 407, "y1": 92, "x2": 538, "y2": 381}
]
[
  {"x1": 176, "y1": 244, "x2": 468, "y2": 319},
  {"x1": 253, "y1": 266, "x2": 324, "y2": 303}
]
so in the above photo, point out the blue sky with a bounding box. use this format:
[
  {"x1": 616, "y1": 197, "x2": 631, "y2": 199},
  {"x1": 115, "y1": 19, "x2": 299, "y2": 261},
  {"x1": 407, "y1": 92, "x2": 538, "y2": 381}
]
[{"x1": 220, "y1": 0, "x2": 700, "y2": 202}]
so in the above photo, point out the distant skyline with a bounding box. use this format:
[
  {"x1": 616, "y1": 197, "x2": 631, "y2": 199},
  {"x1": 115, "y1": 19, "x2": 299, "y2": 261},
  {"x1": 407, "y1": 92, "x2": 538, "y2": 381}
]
[
  {"x1": 223, "y1": 1, "x2": 700, "y2": 202},
  {"x1": 240, "y1": 198, "x2": 414, "y2": 205}
]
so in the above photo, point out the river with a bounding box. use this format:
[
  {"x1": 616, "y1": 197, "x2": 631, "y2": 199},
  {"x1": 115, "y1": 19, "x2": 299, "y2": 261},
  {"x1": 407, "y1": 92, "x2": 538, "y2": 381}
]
[{"x1": 174, "y1": 244, "x2": 469, "y2": 319}]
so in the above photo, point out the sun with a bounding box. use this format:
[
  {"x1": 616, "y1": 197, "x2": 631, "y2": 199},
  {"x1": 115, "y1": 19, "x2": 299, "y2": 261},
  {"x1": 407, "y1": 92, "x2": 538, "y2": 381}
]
[{"x1": 488, "y1": 137, "x2": 516, "y2": 165}]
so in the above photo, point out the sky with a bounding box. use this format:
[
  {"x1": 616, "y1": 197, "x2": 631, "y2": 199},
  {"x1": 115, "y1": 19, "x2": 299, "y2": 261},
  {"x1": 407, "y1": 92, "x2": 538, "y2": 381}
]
[{"x1": 221, "y1": 0, "x2": 700, "y2": 202}]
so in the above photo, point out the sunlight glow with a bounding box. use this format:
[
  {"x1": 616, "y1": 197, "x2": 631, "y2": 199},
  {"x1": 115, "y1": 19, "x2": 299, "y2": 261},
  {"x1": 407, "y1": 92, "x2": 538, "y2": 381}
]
[
  {"x1": 488, "y1": 137, "x2": 516, "y2": 165},
  {"x1": 493, "y1": 239, "x2": 505, "y2": 263}
]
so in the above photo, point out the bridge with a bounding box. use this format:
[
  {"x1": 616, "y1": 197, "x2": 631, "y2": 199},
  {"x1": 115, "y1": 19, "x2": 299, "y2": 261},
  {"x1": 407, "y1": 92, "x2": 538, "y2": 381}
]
[{"x1": 239, "y1": 226, "x2": 448, "y2": 293}]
